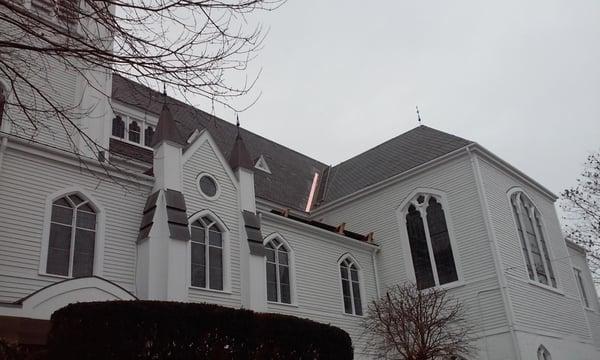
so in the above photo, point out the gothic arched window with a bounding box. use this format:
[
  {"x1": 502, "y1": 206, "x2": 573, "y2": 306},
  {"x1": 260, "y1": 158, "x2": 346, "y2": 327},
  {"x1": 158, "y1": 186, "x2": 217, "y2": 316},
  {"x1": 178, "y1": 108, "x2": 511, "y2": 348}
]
[
  {"x1": 144, "y1": 126, "x2": 155, "y2": 147},
  {"x1": 404, "y1": 193, "x2": 458, "y2": 289},
  {"x1": 46, "y1": 194, "x2": 97, "y2": 277},
  {"x1": 190, "y1": 216, "x2": 224, "y2": 290},
  {"x1": 128, "y1": 120, "x2": 141, "y2": 143},
  {"x1": 510, "y1": 191, "x2": 556, "y2": 287},
  {"x1": 265, "y1": 236, "x2": 292, "y2": 304},
  {"x1": 112, "y1": 116, "x2": 125, "y2": 138},
  {"x1": 339, "y1": 255, "x2": 363, "y2": 315}
]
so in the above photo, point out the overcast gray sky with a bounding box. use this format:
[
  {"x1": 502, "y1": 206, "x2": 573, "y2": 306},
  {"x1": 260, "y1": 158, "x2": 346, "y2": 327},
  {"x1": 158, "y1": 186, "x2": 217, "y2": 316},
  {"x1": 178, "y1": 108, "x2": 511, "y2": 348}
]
[{"x1": 209, "y1": 0, "x2": 599, "y2": 210}]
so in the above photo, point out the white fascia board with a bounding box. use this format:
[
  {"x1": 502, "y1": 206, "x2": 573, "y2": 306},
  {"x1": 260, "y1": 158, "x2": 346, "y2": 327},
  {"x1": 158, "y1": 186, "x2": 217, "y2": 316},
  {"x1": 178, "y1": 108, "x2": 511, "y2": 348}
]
[
  {"x1": 468, "y1": 143, "x2": 558, "y2": 201},
  {"x1": 311, "y1": 146, "x2": 471, "y2": 216},
  {"x1": 5, "y1": 135, "x2": 154, "y2": 187},
  {"x1": 260, "y1": 211, "x2": 378, "y2": 252},
  {"x1": 565, "y1": 239, "x2": 587, "y2": 254},
  {"x1": 111, "y1": 99, "x2": 160, "y2": 123}
]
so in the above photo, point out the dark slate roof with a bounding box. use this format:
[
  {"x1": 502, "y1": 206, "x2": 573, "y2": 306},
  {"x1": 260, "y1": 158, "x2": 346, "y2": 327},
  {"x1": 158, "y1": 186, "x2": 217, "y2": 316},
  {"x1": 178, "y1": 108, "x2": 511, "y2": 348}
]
[
  {"x1": 112, "y1": 74, "x2": 327, "y2": 211},
  {"x1": 111, "y1": 75, "x2": 473, "y2": 211},
  {"x1": 318, "y1": 126, "x2": 472, "y2": 204},
  {"x1": 229, "y1": 131, "x2": 254, "y2": 171},
  {"x1": 152, "y1": 103, "x2": 187, "y2": 147}
]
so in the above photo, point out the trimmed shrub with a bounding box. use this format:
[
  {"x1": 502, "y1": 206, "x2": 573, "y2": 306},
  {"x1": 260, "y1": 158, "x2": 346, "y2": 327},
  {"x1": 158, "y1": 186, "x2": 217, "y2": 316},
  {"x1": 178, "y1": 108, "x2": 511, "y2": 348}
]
[{"x1": 46, "y1": 301, "x2": 353, "y2": 359}]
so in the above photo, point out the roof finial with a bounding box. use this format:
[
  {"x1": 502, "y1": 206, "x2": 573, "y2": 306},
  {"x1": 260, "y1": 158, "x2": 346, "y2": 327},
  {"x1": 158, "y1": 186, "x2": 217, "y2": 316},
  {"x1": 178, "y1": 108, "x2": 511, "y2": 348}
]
[{"x1": 416, "y1": 106, "x2": 422, "y2": 124}]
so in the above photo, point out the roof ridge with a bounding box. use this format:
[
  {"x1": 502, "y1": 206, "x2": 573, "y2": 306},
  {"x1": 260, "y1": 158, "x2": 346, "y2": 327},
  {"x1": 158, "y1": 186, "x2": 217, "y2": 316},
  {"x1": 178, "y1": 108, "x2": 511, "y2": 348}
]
[{"x1": 112, "y1": 74, "x2": 327, "y2": 167}]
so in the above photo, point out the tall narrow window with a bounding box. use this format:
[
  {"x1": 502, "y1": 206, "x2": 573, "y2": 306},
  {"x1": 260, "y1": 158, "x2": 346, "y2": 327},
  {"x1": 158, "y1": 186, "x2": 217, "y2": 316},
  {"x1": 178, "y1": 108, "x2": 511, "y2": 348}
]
[
  {"x1": 190, "y1": 217, "x2": 223, "y2": 290},
  {"x1": 404, "y1": 194, "x2": 458, "y2": 289},
  {"x1": 46, "y1": 194, "x2": 96, "y2": 277},
  {"x1": 574, "y1": 268, "x2": 590, "y2": 308},
  {"x1": 265, "y1": 237, "x2": 291, "y2": 304},
  {"x1": 128, "y1": 120, "x2": 141, "y2": 143},
  {"x1": 510, "y1": 191, "x2": 556, "y2": 287},
  {"x1": 339, "y1": 256, "x2": 362, "y2": 315},
  {"x1": 144, "y1": 126, "x2": 155, "y2": 147},
  {"x1": 112, "y1": 116, "x2": 124, "y2": 138}
]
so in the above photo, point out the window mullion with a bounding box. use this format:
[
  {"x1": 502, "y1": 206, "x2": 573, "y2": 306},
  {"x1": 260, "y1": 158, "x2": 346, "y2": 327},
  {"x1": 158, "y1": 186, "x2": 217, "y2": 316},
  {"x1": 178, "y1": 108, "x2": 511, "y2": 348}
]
[
  {"x1": 530, "y1": 208, "x2": 551, "y2": 284},
  {"x1": 419, "y1": 206, "x2": 440, "y2": 286},
  {"x1": 516, "y1": 200, "x2": 538, "y2": 282},
  {"x1": 68, "y1": 205, "x2": 77, "y2": 277},
  {"x1": 205, "y1": 228, "x2": 210, "y2": 288},
  {"x1": 275, "y1": 247, "x2": 281, "y2": 302}
]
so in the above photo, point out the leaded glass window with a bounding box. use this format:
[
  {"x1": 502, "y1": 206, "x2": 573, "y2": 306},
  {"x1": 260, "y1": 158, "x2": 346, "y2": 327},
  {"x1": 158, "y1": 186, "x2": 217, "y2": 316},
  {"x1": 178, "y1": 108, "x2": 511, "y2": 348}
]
[
  {"x1": 404, "y1": 194, "x2": 459, "y2": 289},
  {"x1": 46, "y1": 194, "x2": 96, "y2": 277},
  {"x1": 144, "y1": 126, "x2": 155, "y2": 147},
  {"x1": 510, "y1": 191, "x2": 556, "y2": 287},
  {"x1": 190, "y1": 216, "x2": 223, "y2": 290},
  {"x1": 574, "y1": 268, "x2": 590, "y2": 308},
  {"x1": 340, "y1": 256, "x2": 362, "y2": 315}
]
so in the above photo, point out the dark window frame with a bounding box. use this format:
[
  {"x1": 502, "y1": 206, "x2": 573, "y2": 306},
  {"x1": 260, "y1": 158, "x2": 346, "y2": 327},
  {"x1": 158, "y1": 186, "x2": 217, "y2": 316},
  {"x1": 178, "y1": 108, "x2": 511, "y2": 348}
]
[{"x1": 403, "y1": 193, "x2": 459, "y2": 290}]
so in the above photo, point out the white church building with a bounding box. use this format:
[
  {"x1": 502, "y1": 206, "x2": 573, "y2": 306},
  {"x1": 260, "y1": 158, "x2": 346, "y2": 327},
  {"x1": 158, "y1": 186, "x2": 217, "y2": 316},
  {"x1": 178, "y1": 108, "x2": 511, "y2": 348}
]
[{"x1": 0, "y1": 15, "x2": 600, "y2": 360}]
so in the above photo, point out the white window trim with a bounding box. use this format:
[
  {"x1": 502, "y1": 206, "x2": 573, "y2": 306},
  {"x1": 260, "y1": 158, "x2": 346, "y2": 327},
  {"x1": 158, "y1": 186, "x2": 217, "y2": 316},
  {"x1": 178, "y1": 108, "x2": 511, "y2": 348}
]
[
  {"x1": 263, "y1": 233, "x2": 296, "y2": 306},
  {"x1": 396, "y1": 188, "x2": 463, "y2": 288},
  {"x1": 39, "y1": 186, "x2": 105, "y2": 278},
  {"x1": 187, "y1": 209, "x2": 231, "y2": 293},
  {"x1": 196, "y1": 172, "x2": 221, "y2": 201},
  {"x1": 507, "y1": 188, "x2": 559, "y2": 289},
  {"x1": 111, "y1": 103, "x2": 157, "y2": 150},
  {"x1": 337, "y1": 253, "x2": 366, "y2": 317},
  {"x1": 573, "y1": 266, "x2": 592, "y2": 310}
]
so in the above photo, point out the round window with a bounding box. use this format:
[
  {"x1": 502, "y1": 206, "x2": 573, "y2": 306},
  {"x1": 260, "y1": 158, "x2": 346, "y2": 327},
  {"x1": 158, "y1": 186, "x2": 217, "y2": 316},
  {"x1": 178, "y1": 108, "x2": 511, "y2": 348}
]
[{"x1": 198, "y1": 174, "x2": 218, "y2": 198}]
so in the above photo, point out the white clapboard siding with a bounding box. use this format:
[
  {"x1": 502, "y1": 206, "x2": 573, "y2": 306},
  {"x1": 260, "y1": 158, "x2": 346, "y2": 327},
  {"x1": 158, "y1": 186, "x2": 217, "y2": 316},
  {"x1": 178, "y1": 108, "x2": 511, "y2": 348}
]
[
  {"x1": 317, "y1": 155, "x2": 508, "y2": 334},
  {"x1": 478, "y1": 156, "x2": 593, "y2": 341},
  {"x1": 568, "y1": 244, "x2": 600, "y2": 349},
  {"x1": 182, "y1": 139, "x2": 242, "y2": 308},
  {"x1": 0, "y1": 146, "x2": 149, "y2": 302},
  {"x1": 261, "y1": 218, "x2": 378, "y2": 359}
]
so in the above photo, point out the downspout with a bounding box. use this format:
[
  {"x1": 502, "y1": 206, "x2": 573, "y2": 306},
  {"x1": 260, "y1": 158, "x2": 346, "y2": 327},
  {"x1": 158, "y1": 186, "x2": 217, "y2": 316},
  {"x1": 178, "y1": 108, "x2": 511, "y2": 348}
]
[
  {"x1": 467, "y1": 145, "x2": 522, "y2": 360},
  {"x1": 371, "y1": 248, "x2": 381, "y2": 298}
]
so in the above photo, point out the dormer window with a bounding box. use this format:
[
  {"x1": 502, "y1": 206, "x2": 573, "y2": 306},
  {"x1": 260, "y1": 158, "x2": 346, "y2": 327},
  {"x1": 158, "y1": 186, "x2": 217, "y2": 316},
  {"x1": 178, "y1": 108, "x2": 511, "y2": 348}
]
[
  {"x1": 128, "y1": 121, "x2": 141, "y2": 144},
  {"x1": 144, "y1": 126, "x2": 155, "y2": 147},
  {"x1": 30, "y1": 0, "x2": 79, "y2": 28},
  {"x1": 111, "y1": 112, "x2": 155, "y2": 149}
]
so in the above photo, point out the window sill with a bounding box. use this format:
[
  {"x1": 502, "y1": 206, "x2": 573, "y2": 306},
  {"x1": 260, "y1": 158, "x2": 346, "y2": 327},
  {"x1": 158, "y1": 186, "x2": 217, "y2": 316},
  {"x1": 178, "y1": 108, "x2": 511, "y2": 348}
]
[
  {"x1": 110, "y1": 136, "x2": 153, "y2": 151},
  {"x1": 527, "y1": 280, "x2": 563, "y2": 295},
  {"x1": 38, "y1": 272, "x2": 72, "y2": 280},
  {"x1": 342, "y1": 311, "x2": 365, "y2": 319},
  {"x1": 267, "y1": 301, "x2": 298, "y2": 308},
  {"x1": 189, "y1": 286, "x2": 232, "y2": 295},
  {"x1": 438, "y1": 280, "x2": 465, "y2": 291}
]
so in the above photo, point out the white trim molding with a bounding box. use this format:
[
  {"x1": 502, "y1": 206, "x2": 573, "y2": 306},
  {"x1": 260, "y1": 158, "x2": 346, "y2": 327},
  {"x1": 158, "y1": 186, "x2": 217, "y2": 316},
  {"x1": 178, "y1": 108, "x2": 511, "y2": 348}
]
[
  {"x1": 187, "y1": 209, "x2": 232, "y2": 294},
  {"x1": 38, "y1": 186, "x2": 106, "y2": 278},
  {"x1": 263, "y1": 232, "x2": 297, "y2": 306},
  {"x1": 337, "y1": 252, "x2": 366, "y2": 317}
]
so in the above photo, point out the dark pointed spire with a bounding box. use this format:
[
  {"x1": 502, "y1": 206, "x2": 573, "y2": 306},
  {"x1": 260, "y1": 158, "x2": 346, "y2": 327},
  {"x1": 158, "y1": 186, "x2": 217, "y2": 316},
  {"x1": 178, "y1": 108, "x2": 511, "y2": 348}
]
[
  {"x1": 151, "y1": 95, "x2": 186, "y2": 148},
  {"x1": 229, "y1": 115, "x2": 253, "y2": 171}
]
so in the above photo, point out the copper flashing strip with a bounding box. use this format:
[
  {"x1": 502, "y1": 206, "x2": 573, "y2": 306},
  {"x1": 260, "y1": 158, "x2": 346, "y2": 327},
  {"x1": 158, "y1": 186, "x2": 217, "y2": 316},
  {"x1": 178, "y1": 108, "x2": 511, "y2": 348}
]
[{"x1": 304, "y1": 172, "x2": 320, "y2": 212}]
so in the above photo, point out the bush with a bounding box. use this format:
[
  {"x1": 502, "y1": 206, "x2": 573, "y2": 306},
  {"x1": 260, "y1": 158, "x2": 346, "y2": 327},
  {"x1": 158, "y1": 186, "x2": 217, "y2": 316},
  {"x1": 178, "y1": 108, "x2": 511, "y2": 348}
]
[
  {"x1": 46, "y1": 301, "x2": 353, "y2": 360},
  {"x1": 0, "y1": 339, "x2": 45, "y2": 360}
]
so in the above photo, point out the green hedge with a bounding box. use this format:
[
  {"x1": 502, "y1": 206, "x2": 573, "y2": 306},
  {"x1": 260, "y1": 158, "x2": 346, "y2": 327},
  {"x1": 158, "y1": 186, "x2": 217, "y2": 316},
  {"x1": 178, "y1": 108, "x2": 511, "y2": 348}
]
[{"x1": 47, "y1": 301, "x2": 353, "y2": 359}]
